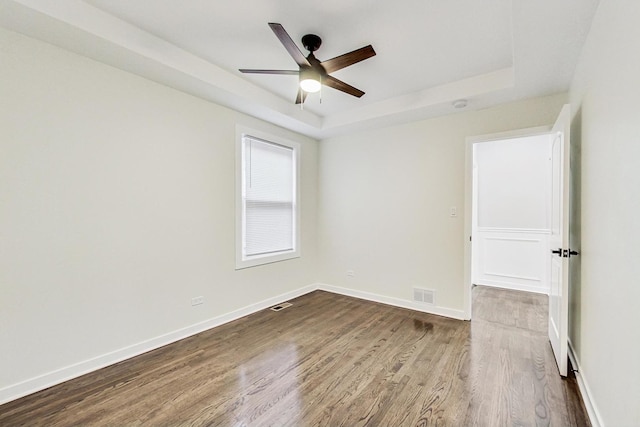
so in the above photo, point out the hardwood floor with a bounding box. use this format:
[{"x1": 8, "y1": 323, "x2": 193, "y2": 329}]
[{"x1": 0, "y1": 286, "x2": 590, "y2": 426}]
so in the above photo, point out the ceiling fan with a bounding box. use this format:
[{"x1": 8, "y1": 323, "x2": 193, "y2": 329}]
[{"x1": 239, "y1": 23, "x2": 376, "y2": 104}]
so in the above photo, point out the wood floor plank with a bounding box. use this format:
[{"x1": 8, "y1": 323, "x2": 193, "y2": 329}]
[{"x1": 0, "y1": 286, "x2": 590, "y2": 426}]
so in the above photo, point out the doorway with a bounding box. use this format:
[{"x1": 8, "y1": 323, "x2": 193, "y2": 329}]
[
  {"x1": 463, "y1": 126, "x2": 553, "y2": 319},
  {"x1": 471, "y1": 133, "x2": 554, "y2": 295},
  {"x1": 464, "y1": 106, "x2": 573, "y2": 377}
]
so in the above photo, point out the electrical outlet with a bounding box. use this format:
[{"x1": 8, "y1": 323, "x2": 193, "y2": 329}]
[
  {"x1": 347, "y1": 270, "x2": 355, "y2": 277},
  {"x1": 191, "y1": 296, "x2": 204, "y2": 306}
]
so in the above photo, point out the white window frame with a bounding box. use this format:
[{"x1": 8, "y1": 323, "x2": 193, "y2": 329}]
[{"x1": 235, "y1": 126, "x2": 301, "y2": 269}]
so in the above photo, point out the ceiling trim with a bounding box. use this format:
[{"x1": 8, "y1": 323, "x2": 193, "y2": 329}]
[{"x1": 1, "y1": 0, "x2": 594, "y2": 140}]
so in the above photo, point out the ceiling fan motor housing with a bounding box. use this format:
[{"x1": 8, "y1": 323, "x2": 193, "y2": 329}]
[{"x1": 302, "y1": 34, "x2": 322, "y2": 52}]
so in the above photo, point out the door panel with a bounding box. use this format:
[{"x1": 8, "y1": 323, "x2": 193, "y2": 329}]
[{"x1": 548, "y1": 104, "x2": 571, "y2": 377}]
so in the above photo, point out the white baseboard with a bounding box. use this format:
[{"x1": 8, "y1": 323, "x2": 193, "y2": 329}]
[
  {"x1": 474, "y1": 280, "x2": 549, "y2": 295},
  {"x1": 317, "y1": 283, "x2": 466, "y2": 320},
  {"x1": 568, "y1": 340, "x2": 603, "y2": 427},
  {"x1": 0, "y1": 284, "x2": 317, "y2": 406}
]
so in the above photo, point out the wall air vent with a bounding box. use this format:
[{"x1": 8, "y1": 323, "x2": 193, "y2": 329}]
[
  {"x1": 269, "y1": 302, "x2": 293, "y2": 312},
  {"x1": 413, "y1": 288, "x2": 435, "y2": 305}
]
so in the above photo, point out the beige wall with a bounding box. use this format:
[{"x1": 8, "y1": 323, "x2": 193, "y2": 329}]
[
  {"x1": 317, "y1": 93, "x2": 566, "y2": 314},
  {"x1": 0, "y1": 28, "x2": 318, "y2": 399},
  {"x1": 569, "y1": 1, "x2": 640, "y2": 425}
]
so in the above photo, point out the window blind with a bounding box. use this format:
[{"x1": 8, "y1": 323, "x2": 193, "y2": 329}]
[{"x1": 243, "y1": 137, "x2": 296, "y2": 257}]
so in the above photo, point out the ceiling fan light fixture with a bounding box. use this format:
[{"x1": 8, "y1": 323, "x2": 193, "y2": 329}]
[
  {"x1": 300, "y1": 68, "x2": 321, "y2": 93},
  {"x1": 300, "y1": 78, "x2": 321, "y2": 93}
]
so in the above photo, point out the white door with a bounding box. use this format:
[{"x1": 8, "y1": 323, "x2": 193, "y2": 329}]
[{"x1": 548, "y1": 104, "x2": 571, "y2": 377}]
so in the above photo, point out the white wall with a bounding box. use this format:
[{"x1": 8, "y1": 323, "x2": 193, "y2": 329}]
[
  {"x1": 0, "y1": 28, "x2": 318, "y2": 402},
  {"x1": 473, "y1": 135, "x2": 552, "y2": 294},
  {"x1": 569, "y1": 1, "x2": 640, "y2": 425},
  {"x1": 317, "y1": 93, "x2": 566, "y2": 316},
  {"x1": 476, "y1": 136, "x2": 552, "y2": 230}
]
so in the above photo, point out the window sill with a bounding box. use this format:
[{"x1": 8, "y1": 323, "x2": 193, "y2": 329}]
[{"x1": 235, "y1": 250, "x2": 300, "y2": 270}]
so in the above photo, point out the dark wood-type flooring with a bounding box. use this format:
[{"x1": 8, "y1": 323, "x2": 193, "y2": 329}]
[{"x1": 0, "y1": 286, "x2": 590, "y2": 426}]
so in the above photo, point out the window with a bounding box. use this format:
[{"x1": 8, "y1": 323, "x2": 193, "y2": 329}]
[{"x1": 236, "y1": 127, "x2": 300, "y2": 269}]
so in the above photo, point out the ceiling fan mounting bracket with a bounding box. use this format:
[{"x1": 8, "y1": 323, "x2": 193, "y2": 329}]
[{"x1": 302, "y1": 34, "x2": 322, "y2": 52}]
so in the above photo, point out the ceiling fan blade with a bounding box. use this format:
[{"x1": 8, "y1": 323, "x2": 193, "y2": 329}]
[
  {"x1": 295, "y1": 88, "x2": 308, "y2": 104},
  {"x1": 321, "y1": 45, "x2": 376, "y2": 74},
  {"x1": 268, "y1": 23, "x2": 311, "y2": 68},
  {"x1": 239, "y1": 69, "x2": 299, "y2": 75},
  {"x1": 323, "y1": 75, "x2": 365, "y2": 98}
]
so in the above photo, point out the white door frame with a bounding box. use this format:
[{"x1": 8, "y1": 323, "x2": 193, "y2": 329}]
[{"x1": 463, "y1": 125, "x2": 552, "y2": 320}]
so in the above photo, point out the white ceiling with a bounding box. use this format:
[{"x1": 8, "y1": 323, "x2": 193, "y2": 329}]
[{"x1": 0, "y1": 0, "x2": 599, "y2": 139}]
